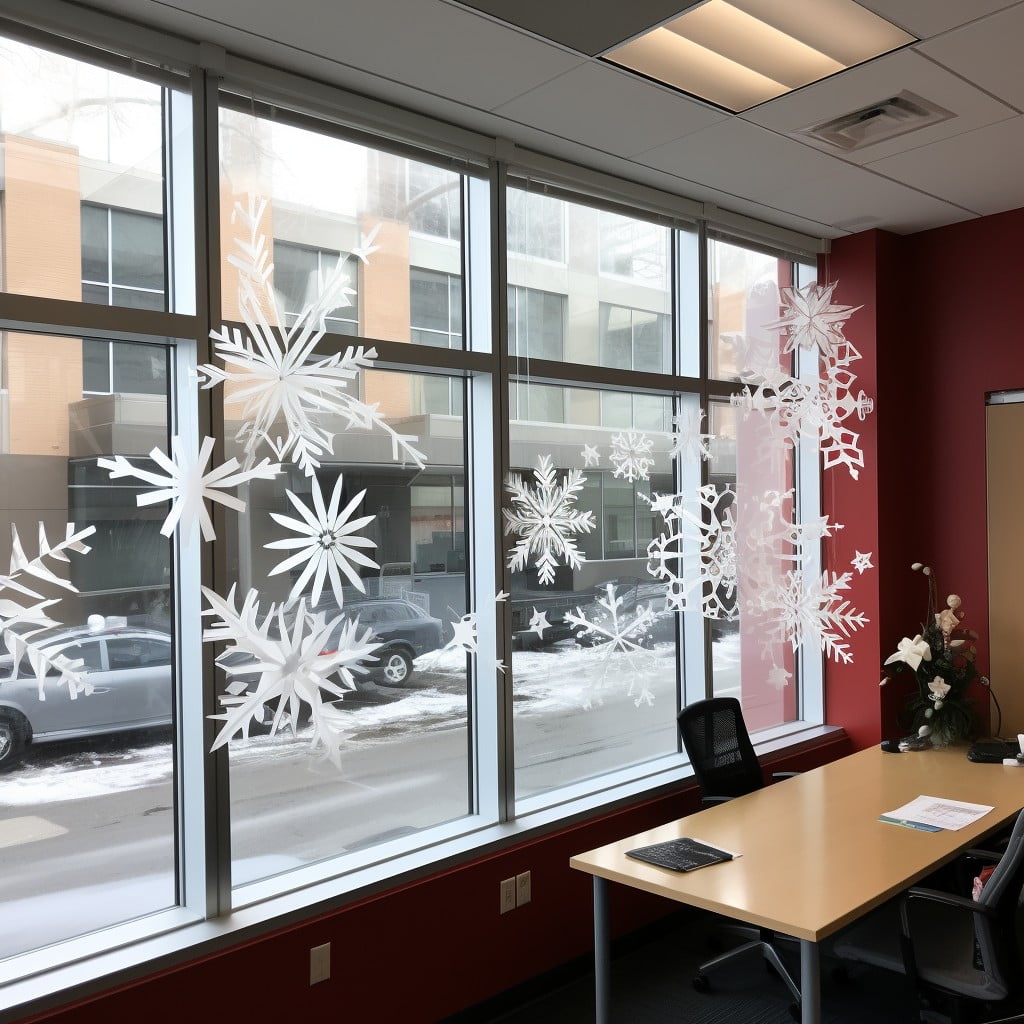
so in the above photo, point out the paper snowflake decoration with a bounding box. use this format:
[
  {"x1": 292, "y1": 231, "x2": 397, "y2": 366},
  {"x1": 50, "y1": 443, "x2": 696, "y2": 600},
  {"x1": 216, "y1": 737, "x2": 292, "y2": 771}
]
[
  {"x1": 266, "y1": 474, "x2": 378, "y2": 609},
  {"x1": 99, "y1": 436, "x2": 280, "y2": 542},
  {"x1": 504, "y1": 455, "x2": 596, "y2": 585},
  {"x1": 200, "y1": 196, "x2": 425, "y2": 476},
  {"x1": 764, "y1": 281, "x2": 862, "y2": 361},
  {"x1": 761, "y1": 570, "x2": 869, "y2": 665},
  {"x1": 0, "y1": 522, "x2": 96, "y2": 697},
  {"x1": 766, "y1": 664, "x2": 792, "y2": 690},
  {"x1": 204, "y1": 586, "x2": 380, "y2": 767},
  {"x1": 564, "y1": 582, "x2": 660, "y2": 707},
  {"x1": 669, "y1": 407, "x2": 714, "y2": 462},
  {"x1": 580, "y1": 444, "x2": 601, "y2": 468},
  {"x1": 851, "y1": 551, "x2": 874, "y2": 574},
  {"x1": 609, "y1": 431, "x2": 655, "y2": 482},
  {"x1": 732, "y1": 365, "x2": 874, "y2": 479},
  {"x1": 646, "y1": 485, "x2": 738, "y2": 620},
  {"x1": 526, "y1": 608, "x2": 550, "y2": 638}
]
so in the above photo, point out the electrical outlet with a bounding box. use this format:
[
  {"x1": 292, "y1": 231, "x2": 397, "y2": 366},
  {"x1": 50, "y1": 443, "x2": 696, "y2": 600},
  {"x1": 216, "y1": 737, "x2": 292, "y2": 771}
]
[
  {"x1": 499, "y1": 877, "x2": 516, "y2": 914},
  {"x1": 309, "y1": 942, "x2": 331, "y2": 985},
  {"x1": 515, "y1": 870, "x2": 531, "y2": 906}
]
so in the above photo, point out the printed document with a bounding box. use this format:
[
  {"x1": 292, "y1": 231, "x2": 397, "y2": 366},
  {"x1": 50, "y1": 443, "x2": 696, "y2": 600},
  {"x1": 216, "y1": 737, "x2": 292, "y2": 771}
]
[{"x1": 881, "y1": 795, "x2": 993, "y2": 831}]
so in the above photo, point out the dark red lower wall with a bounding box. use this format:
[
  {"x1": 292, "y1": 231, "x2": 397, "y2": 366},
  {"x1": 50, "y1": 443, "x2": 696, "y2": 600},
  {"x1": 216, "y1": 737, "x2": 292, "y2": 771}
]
[{"x1": 17, "y1": 735, "x2": 849, "y2": 1024}]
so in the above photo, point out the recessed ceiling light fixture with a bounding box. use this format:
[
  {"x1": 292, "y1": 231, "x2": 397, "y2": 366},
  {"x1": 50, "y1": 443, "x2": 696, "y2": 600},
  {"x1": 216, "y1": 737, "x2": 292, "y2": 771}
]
[{"x1": 603, "y1": 0, "x2": 916, "y2": 112}]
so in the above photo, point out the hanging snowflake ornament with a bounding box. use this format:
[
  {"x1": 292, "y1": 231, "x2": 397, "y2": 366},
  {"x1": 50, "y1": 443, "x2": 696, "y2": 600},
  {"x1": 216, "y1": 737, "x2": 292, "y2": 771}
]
[
  {"x1": 504, "y1": 455, "x2": 596, "y2": 585},
  {"x1": 266, "y1": 474, "x2": 378, "y2": 609},
  {"x1": 199, "y1": 196, "x2": 425, "y2": 476},
  {"x1": 669, "y1": 407, "x2": 714, "y2": 462},
  {"x1": 564, "y1": 582, "x2": 660, "y2": 707},
  {"x1": 0, "y1": 521, "x2": 96, "y2": 696},
  {"x1": 526, "y1": 608, "x2": 550, "y2": 639},
  {"x1": 732, "y1": 365, "x2": 874, "y2": 479},
  {"x1": 609, "y1": 431, "x2": 655, "y2": 482},
  {"x1": 764, "y1": 281, "x2": 863, "y2": 361},
  {"x1": 646, "y1": 485, "x2": 738, "y2": 620},
  {"x1": 204, "y1": 586, "x2": 381, "y2": 767},
  {"x1": 580, "y1": 444, "x2": 601, "y2": 468},
  {"x1": 760, "y1": 570, "x2": 869, "y2": 665},
  {"x1": 99, "y1": 436, "x2": 280, "y2": 542},
  {"x1": 851, "y1": 551, "x2": 874, "y2": 574}
]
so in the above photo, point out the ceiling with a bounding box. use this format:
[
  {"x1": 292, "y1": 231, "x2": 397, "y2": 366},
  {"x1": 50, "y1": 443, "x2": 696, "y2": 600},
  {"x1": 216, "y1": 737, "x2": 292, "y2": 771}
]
[{"x1": 76, "y1": 0, "x2": 1024, "y2": 240}]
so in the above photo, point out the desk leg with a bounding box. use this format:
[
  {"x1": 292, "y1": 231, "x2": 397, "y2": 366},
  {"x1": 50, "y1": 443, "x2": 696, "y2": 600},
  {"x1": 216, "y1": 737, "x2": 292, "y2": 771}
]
[
  {"x1": 593, "y1": 876, "x2": 610, "y2": 1024},
  {"x1": 799, "y1": 939, "x2": 821, "y2": 1024}
]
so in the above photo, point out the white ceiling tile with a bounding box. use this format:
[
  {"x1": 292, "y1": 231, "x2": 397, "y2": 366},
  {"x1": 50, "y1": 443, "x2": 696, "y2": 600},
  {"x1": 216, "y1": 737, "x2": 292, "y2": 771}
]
[
  {"x1": 638, "y1": 120, "x2": 844, "y2": 203},
  {"x1": 493, "y1": 63, "x2": 728, "y2": 158},
  {"x1": 152, "y1": 0, "x2": 585, "y2": 110},
  {"x1": 918, "y1": 4, "x2": 1024, "y2": 110},
  {"x1": 866, "y1": 115, "x2": 1024, "y2": 216},
  {"x1": 745, "y1": 48, "x2": 1017, "y2": 165},
  {"x1": 854, "y1": 0, "x2": 1018, "y2": 37},
  {"x1": 766, "y1": 162, "x2": 974, "y2": 234}
]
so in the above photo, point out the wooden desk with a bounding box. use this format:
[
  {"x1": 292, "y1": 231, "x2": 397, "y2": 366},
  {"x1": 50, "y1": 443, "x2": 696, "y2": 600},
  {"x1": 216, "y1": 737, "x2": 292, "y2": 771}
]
[{"x1": 570, "y1": 746, "x2": 1024, "y2": 1024}]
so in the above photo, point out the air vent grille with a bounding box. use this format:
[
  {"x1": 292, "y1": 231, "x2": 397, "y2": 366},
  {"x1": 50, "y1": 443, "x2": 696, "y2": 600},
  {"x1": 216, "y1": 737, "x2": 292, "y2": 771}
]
[{"x1": 798, "y1": 90, "x2": 955, "y2": 151}]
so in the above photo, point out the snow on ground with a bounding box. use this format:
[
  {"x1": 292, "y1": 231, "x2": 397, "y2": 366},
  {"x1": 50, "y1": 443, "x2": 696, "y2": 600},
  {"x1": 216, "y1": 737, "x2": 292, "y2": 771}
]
[{"x1": 2, "y1": 633, "x2": 743, "y2": 803}]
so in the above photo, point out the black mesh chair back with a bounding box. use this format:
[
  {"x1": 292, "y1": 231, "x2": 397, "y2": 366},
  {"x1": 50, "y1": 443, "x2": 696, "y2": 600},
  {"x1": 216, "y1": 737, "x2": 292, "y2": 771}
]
[{"x1": 677, "y1": 697, "x2": 763, "y2": 800}]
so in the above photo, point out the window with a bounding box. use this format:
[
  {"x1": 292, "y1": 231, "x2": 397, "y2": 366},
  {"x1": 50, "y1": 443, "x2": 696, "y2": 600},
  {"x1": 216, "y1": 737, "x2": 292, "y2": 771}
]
[
  {"x1": 0, "y1": 18, "x2": 824, "y2": 996},
  {"x1": 411, "y1": 268, "x2": 462, "y2": 348},
  {"x1": 273, "y1": 241, "x2": 360, "y2": 335}
]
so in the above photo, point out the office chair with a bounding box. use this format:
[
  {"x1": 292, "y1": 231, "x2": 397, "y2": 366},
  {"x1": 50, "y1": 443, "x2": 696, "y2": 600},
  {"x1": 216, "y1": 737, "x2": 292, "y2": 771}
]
[
  {"x1": 677, "y1": 697, "x2": 801, "y2": 1009},
  {"x1": 832, "y1": 808, "x2": 1024, "y2": 1024}
]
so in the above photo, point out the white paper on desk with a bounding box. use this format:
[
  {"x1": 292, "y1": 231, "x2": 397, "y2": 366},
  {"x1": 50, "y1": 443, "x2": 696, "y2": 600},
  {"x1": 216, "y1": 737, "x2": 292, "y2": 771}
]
[{"x1": 882, "y1": 795, "x2": 993, "y2": 831}]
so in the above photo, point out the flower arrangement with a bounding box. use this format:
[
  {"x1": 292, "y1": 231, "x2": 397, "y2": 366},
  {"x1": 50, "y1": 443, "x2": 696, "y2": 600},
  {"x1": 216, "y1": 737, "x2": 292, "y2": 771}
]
[{"x1": 881, "y1": 563, "x2": 980, "y2": 749}]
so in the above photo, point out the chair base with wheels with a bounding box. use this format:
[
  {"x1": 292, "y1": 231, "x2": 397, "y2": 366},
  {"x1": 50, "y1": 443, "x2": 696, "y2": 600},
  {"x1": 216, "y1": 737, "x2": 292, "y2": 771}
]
[{"x1": 693, "y1": 925, "x2": 802, "y2": 1010}]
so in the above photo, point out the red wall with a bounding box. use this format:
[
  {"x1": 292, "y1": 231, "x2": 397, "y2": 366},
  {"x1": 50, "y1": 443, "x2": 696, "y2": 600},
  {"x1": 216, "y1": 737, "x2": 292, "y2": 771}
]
[{"x1": 16, "y1": 738, "x2": 847, "y2": 1024}]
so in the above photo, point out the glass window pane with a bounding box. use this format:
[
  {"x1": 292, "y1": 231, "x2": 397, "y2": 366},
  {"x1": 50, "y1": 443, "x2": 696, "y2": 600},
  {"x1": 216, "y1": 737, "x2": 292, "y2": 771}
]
[
  {"x1": 220, "y1": 109, "x2": 465, "y2": 348},
  {"x1": 0, "y1": 333, "x2": 174, "y2": 961},
  {"x1": 509, "y1": 382, "x2": 679, "y2": 801},
  {"x1": 218, "y1": 363, "x2": 470, "y2": 884},
  {"x1": 0, "y1": 39, "x2": 169, "y2": 304},
  {"x1": 708, "y1": 238, "x2": 792, "y2": 383},
  {"x1": 507, "y1": 189, "x2": 672, "y2": 376},
  {"x1": 83, "y1": 339, "x2": 111, "y2": 393}
]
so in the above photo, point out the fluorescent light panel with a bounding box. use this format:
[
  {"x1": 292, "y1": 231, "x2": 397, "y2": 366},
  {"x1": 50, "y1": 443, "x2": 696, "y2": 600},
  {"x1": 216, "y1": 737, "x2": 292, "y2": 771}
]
[{"x1": 605, "y1": 0, "x2": 916, "y2": 112}]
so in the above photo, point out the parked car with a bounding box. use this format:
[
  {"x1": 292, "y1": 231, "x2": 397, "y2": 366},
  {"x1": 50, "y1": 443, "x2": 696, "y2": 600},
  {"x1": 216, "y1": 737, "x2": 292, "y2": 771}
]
[
  {"x1": 0, "y1": 622, "x2": 173, "y2": 770},
  {"x1": 315, "y1": 597, "x2": 444, "y2": 686}
]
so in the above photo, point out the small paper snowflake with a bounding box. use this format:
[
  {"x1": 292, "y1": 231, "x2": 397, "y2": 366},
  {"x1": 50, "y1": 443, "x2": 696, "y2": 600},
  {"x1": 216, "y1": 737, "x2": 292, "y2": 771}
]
[
  {"x1": 609, "y1": 431, "x2": 655, "y2": 482},
  {"x1": 764, "y1": 281, "x2": 862, "y2": 361},
  {"x1": 526, "y1": 608, "x2": 550, "y2": 638},
  {"x1": 204, "y1": 586, "x2": 380, "y2": 767},
  {"x1": 851, "y1": 551, "x2": 874, "y2": 574},
  {"x1": 580, "y1": 444, "x2": 601, "y2": 468},
  {"x1": 99, "y1": 436, "x2": 280, "y2": 542},
  {"x1": 564, "y1": 582, "x2": 660, "y2": 707},
  {"x1": 265, "y1": 474, "x2": 378, "y2": 609},
  {"x1": 504, "y1": 455, "x2": 596, "y2": 585}
]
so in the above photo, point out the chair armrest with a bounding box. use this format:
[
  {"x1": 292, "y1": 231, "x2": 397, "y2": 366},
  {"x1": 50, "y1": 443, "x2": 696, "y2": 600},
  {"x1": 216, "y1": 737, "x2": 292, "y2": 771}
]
[
  {"x1": 701, "y1": 795, "x2": 734, "y2": 806},
  {"x1": 770, "y1": 772, "x2": 800, "y2": 782},
  {"x1": 960, "y1": 848, "x2": 1002, "y2": 864}
]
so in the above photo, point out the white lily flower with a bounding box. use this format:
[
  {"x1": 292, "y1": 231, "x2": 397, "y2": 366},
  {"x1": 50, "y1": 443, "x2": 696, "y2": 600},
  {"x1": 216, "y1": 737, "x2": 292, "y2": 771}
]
[{"x1": 883, "y1": 634, "x2": 932, "y2": 671}]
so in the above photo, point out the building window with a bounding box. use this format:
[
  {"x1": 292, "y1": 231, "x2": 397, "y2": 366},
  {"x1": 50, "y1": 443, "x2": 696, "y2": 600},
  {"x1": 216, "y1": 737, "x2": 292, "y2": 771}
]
[
  {"x1": 272, "y1": 241, "x2": 360, "y2": 335},
  {"x1": 507, "y1": 189, "x2": 565, "y2": 262},
  {"x1": 81, "y1": 203, "x2": 166, "y2": 310},
  {"x1": 599, "y1": 209, "x2": 670, "y2": 284},
  {"x1": 410, "y1": 268, "x2": 462, "y2": 348},
  {"x1": 406, "y1": 160, "x2": 461, "y2": 240}
]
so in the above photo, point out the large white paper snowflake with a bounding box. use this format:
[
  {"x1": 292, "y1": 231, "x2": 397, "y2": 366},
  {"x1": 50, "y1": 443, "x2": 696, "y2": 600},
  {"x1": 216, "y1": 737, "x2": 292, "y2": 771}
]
[
  {"x1": 504, "y1": 455, "x2": 596, "y2": 585},
  {"x1": 266, "y1": 474, "x2": 378, "y2": 609},
  {"x1": 99, "y1": 436, "x2": 280, "y2": 542},
  {"x1": 609, "y1": 431, "x2": 655, "y2": 482},
  {"x1": 732, "y1": 365, "x2": 874, "y2": 479},
  {"x1": 669, "y1": 408, "x2": 714, "y2": 462},
  {"x1": 646, "y1": 485, "x2": 738, "y2": 620},
  {"x1": 204, "y1": 586, "x2": 381, "y2": 767},
  {"x1": 564, "y1": 582, "x2": 660, "y2": 707},
  {"x1": 764, "y1": 281, "x2": 862, "y2": 361},
  {"x1": 760, "y1": 570, "x2": 869, "y2": 665},
  {"x1": 0, "y1": 522, "x2": 95, "y2": 697},
  {"x1": 200, "y1": 196, "x2": 425, "y2": 476}
]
